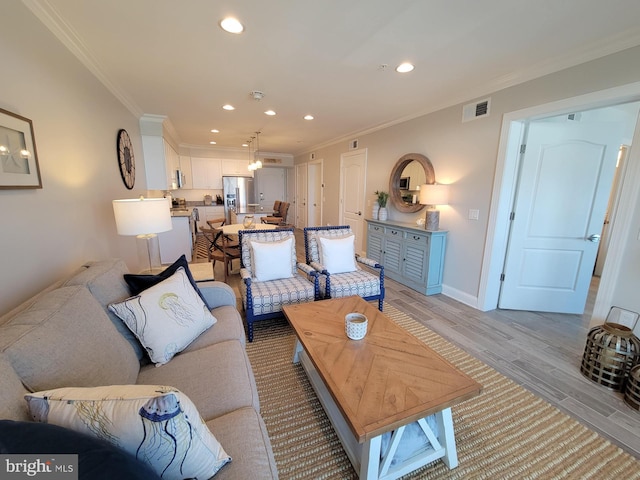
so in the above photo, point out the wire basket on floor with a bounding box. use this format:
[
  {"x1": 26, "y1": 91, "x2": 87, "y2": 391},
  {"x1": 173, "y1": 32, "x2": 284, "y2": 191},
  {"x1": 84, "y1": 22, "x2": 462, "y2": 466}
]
[
  {"x1": 624, "y1": 364, "x2": 640, "y2": 411},
  {"x1": 581, "y1": 313, "x2": 640, "y2": 391}
]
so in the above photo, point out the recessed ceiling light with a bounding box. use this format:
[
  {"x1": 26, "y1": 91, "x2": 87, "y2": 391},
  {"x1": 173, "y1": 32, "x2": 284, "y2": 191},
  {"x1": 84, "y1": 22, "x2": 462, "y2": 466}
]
[
  {"x1": 396, "y1": 62, "x2": 414, "y2": 73},
  {"x1": 264, "y1": 110, "x2": 276, "y2": 116},
  {"x1": 210, "y1": 129, "x2": 219, "y2": 133},
  {"x1": 209, "y1": 141, "x2": 217, "y2": 145},
  {"x1": 220, "y1": 17, "x2": 244, "y2": 34},
  {"x1": 304, "y1": 114, "x2": 314, "y2": 120},
  {"x1": 222, "y1": 104, "x2": 235, "y2": 111},
  {"x1": 242, "y1": 143, "x2": 249, "y2": 147}
]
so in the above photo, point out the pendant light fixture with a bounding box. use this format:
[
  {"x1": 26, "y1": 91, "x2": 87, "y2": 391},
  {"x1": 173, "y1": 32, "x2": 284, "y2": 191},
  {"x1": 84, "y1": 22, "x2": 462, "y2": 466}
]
[{"x1": 248, "y1": 131, "x2": 263, "y2": 171}]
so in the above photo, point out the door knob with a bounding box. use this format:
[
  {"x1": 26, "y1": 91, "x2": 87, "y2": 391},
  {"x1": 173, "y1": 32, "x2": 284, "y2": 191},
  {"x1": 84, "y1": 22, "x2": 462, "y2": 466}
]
[{"x1": 587, "y1": 234, "x2": 601, "y2": 243}]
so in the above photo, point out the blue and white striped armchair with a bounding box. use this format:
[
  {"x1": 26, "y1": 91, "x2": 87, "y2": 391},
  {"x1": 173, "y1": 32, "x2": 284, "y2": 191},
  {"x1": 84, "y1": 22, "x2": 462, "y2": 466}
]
[
  {"x1": 239, "y1": 228, "x2": 319, "y2": 342},
  {"x1": 303, "y1": 226, "x2": 384, "y2": 311}
]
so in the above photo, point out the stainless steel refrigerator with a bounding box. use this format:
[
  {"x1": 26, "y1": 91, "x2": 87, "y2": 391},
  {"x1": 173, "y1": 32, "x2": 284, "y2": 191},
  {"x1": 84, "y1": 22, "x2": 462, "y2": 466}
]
[{"x1": 223, "y1": 176, "x2": 255, "y2": 223}]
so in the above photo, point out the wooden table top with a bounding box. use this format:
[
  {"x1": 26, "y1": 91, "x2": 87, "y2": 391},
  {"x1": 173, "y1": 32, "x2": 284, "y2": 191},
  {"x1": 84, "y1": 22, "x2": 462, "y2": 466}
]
[
  {"x1": 283, "y1": 296, "x2": 482, "y2": 442},
  {"x1": 220, "y1": 223, "x2": 274, "y2": 235}
]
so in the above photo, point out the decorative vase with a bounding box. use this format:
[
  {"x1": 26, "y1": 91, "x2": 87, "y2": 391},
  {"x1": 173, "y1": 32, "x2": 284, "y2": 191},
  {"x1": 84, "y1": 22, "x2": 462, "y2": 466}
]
[
  {"x1": 378, "y1": 207, "x2": 388, "y2": 221},
  {"x1": 372, "y1": 202, "x2": 380, "y2": 220}
]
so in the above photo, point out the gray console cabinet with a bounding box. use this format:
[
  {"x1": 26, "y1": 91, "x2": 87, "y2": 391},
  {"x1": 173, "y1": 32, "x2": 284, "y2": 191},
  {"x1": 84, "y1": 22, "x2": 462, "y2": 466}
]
[{"x1": 366, "y1": 219, "x2": 447, "y2": 295}]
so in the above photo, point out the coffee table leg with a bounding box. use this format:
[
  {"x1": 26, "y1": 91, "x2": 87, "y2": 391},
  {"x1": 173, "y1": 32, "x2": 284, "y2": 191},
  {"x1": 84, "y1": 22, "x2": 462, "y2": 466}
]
[
  {"x1": 435, "y1": 407, "x2": 458, "y2": 468},
  {"x1": 292, "y1": 339, "x2": 303, "y2": 364},
  {"x1": 360, "y1": 435, "x2": 382, "y2": 479}
]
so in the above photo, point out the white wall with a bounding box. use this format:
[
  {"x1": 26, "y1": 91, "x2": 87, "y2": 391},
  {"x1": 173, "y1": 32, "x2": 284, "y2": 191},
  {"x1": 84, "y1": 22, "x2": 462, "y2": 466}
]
[
  {"x1": 0, "y1": 2, "x2": 145, "y2": 314},
  {"x1": 296, "y1": 46, "x2": 640, "y2": 308}
]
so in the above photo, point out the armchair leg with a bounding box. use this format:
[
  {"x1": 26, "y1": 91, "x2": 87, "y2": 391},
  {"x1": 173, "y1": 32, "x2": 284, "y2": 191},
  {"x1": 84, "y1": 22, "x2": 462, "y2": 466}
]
[{"x1": 247, "y1": 320, "x2": 254, "y2": 342}]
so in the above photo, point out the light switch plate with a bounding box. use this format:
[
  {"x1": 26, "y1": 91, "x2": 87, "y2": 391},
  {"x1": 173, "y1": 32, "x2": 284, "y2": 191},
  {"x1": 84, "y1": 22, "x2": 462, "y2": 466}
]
[{"x1": 469, "y1": 209, "x2": 479, "y2": 220}]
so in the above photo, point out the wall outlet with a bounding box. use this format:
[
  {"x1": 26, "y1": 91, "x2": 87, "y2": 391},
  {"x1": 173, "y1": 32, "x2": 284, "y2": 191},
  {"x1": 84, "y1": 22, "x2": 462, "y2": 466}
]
[{"x1": 469, "y1": 209, "x2": 479, "y2": 220}]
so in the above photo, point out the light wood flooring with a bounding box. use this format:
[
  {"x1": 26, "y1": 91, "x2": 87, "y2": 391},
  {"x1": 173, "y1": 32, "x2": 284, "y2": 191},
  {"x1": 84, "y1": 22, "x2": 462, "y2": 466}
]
[{"x1": 198, "y1": 230, "x2": 640, "y2": 459}]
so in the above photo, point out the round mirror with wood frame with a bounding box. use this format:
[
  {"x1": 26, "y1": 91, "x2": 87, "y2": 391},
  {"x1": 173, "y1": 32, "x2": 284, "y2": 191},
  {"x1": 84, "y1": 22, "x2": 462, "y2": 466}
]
[{"x1": 388, "y1": 153, "x2": 435, "y2": 213}]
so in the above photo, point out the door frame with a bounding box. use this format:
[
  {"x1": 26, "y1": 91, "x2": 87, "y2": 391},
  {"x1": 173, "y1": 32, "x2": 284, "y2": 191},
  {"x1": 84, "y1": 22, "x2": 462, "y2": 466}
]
[{"x1": 478, "y1": 81, "x2": 640, "y2": 326}]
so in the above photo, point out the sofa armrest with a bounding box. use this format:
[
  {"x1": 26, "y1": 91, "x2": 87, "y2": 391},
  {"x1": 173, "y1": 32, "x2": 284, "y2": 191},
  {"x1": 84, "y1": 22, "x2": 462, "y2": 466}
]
[{"x1": 197, "y1": 281, "x2": 236, "y2": 308}]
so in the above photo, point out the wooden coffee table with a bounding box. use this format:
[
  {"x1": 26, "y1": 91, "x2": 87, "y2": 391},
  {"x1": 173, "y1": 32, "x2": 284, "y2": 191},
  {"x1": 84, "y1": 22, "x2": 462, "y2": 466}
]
[{"x1": 283, "y1": 296, "x2": 482, "y2": 479}]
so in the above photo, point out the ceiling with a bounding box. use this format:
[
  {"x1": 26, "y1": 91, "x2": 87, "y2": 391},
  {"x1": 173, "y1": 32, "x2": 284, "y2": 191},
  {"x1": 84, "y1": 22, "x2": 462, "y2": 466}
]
[{"x1": 23, "y1": 0, "x2": 640, "y2": 155}]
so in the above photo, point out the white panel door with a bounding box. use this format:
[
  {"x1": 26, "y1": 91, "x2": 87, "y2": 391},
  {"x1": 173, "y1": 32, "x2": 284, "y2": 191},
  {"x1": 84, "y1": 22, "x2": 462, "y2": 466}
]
[
  {"x1": 340, "y1": 149, "x2": 366, "y2": 254},
  {"x1": 307, "y1": 160, "x2": 323, "y2": 227},
  {"x1": 255, "y1": 167, "x2": 286, "y2": 213},
  {"x1": 295, "y1": 163, "x2": 307, "y2": 228},
  {"x1": 499, "y1": 119, "x2": 622, "y2": 313}
]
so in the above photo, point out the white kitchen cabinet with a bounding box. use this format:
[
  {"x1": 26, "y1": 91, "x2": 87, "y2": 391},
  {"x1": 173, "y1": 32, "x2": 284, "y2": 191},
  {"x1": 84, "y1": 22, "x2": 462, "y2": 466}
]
[
  {"x1": 191, "y1": 157, "x2": 223, "y2": 189},
  {"x1": 158, "y1": 216, "x2": 193, "y2": 263},
  {"x1": 178, "y1": 155, "x2": 192, "y2": 189},
  {"x1": 142, "y1": 135, "x2": 186, "y2": 190},
  {"x1": 222, "y1": 159, "x2": 252, "y2": 176}
]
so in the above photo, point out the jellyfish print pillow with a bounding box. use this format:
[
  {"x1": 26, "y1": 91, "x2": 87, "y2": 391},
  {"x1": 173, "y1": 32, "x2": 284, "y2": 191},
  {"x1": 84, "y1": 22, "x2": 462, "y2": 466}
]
[
  {"x1": 25, "y1": 385, "x2": 231, "y2": 479},
  {"x1": 109, "y1": 266, "x2": 216, "y2": 366}
]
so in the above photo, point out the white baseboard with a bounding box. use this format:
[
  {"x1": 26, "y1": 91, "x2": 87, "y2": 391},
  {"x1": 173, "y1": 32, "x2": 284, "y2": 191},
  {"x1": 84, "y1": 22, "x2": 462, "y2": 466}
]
[{"x1": 441, "y1": 285, "x2": 482, "y2": 311}]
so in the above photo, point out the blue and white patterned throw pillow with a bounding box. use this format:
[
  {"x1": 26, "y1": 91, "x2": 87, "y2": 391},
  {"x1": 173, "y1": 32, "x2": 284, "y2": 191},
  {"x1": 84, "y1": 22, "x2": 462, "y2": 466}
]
[{"x1": 25, "y1": 385, "x2": 231, "y2": 479}]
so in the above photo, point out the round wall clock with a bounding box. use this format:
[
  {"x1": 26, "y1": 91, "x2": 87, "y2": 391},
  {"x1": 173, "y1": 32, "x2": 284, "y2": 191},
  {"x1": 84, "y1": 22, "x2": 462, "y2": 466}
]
[{"x1": 117, "y1": 129, "x2": 135, "y2": 189}]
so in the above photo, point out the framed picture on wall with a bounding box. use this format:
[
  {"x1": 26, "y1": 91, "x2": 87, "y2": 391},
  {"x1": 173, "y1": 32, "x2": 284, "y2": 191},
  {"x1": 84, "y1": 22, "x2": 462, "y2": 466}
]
[
  {"x1": 399, "y1": 177, "x2": 410, "y2": 189},
  {"x1": 0, "y1": 108, "x2": 42, "y2": 189}
]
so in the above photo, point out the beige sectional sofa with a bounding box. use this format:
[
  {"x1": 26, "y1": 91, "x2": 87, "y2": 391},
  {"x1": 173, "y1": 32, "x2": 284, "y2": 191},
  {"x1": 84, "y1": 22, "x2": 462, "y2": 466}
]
[{"x1": 0, "y1": 258, "x2": 278, "y2": 479}]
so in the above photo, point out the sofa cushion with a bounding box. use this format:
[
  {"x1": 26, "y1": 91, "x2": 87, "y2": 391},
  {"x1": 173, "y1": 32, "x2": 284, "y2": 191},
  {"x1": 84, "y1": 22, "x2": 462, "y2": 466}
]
[
  {"x1": 123, "y1": 254, "x2": 207, "y2": 305},
  {"x1": 0, "y1": 285, "x2": 139, "y2": 392},
  {"x1": 0, "y1": 354, "x2": 30, "y2": 421},
  {"x1": 25, "y1": 385, "x2": 231, "y2": 480},
  {"x1": 0, "y1": 420, "x2": 162, "y2": 480},
  {"x1": 137, "y1": 340, "x2": 259, "y2": 420},
  {"x1": 206, "y1": 407, "x2": 278, "y2": 480},
  {"x1": 63, "y1": 258, "x2": 146, "y2": 362},
  {"x1": 184, "y1": 305, "x2": 246, "y2": 350},
  {"x1": 109, "y1": 267, "x2": 217, "y2": 366}
]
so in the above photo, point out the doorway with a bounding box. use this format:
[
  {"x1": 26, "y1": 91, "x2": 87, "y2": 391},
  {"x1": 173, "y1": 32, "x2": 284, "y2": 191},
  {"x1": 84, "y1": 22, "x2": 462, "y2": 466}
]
[
  {"x1": 498, "y1": 106, "x2": 638, "y2": 314},
  {"x1": 339, "y1": 149, "x2": 367, "y2": 254},
  {"x1": 307, "y1": 160, "x2": 323, "y2": 227},
  {"x1": 479, "y1": 84, "x2": 640, "y2": 320},
  {"x1": 254, "y1": 167, "x2": 286, "y2": 214}
]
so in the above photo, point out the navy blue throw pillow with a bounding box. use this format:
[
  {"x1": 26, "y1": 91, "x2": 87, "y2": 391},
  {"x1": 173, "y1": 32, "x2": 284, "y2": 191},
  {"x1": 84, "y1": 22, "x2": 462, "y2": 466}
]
[
  {"x1": 0, "y1": 420, "x2": 161, "y2": 480},
  {"x1": 123, "y1": 254, "x2": 208, "y2": 306}
]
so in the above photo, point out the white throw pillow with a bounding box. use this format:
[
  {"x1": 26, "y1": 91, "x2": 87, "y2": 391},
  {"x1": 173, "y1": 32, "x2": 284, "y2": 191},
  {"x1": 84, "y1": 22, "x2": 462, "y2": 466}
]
[
  {"x1": 318, "y1": 234, "x2": 357, "y2": 274},
  {"x1": 25, "y1": 385, "x2": 231, "y2": 479},
  {"x1": 250, "y1": 237, "x2": 295, "y2": 282},
  {"x1": 109, "y1": 267, "x2": 216, "y2": 366}
]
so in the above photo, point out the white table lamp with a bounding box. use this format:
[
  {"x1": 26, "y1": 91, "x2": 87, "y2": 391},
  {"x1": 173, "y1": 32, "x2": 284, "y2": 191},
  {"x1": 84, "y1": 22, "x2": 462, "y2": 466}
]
[
  {"x1": 418, "y1": 184, "x2": 449, "y2": 230},
  {"x1": 113, "y1": 197, "x2": 172, "y2": 272}
]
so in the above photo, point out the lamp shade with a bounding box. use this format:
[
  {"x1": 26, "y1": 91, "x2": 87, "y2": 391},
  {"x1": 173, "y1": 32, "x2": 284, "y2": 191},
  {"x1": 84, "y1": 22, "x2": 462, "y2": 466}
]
[
  {"x1": 112, "y1": 197, "x2": 172, "y2": 236},
  {"x1": 418, "y1": 184, "x2": 449, "y2": 206}
]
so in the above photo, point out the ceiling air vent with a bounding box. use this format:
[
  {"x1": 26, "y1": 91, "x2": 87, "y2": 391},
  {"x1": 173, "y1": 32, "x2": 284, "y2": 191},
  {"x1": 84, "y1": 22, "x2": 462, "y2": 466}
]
[
  {"x1": 462, "y1": 98, "x2": 491, "y2": 123},
  {"x1": 262, "y1": 158, "x2": 282, "y2": 164}
]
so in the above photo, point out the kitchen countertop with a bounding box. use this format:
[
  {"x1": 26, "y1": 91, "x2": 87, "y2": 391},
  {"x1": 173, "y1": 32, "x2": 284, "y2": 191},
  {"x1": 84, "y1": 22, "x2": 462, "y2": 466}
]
[{"x1": 170, "y1": 208, "x2": 192, "y2": 217}]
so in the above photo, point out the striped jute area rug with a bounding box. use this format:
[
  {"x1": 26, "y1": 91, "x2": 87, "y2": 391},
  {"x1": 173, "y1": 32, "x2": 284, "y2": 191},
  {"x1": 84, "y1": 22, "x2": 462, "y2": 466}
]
[{"x1": 245, "y1": 303, "x2": 640, "y2": 479}]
